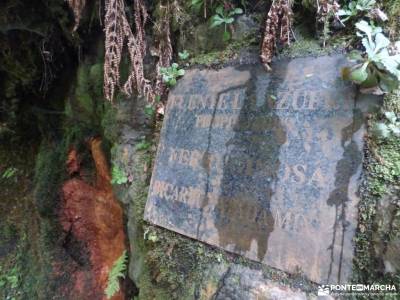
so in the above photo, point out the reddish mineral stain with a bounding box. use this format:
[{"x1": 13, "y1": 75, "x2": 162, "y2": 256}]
[{"x1": 60, "y1": 137, "x2": 126, "y2": 300}]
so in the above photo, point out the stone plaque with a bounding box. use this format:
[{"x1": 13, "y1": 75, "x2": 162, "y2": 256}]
[{"x1": 145, "y1": 55, "x2": 375, "y2": 284}]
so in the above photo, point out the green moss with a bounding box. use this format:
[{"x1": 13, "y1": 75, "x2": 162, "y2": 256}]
[
  {"x1": 352, "y1": 90, "x2": 400, "y2": 293},
  {"x1": 383, "y1": 0, "x2": 400, "y2": 39},
  {"x1": 89, "y1": 63, "x2": 104, "y2": 99},
  {"x1": 101, "y1": 101, "x2": 119, "y2": 143},
  {"x1": 280, "y1": 38, "x2": 328, "y2": 58},
  {"x1": 75, "y1": 66, "x2": 94, "y2": 115},
  {"x1": 189, "y1": 35, "x2": 257, "y2": 66},
  {"x1": 34, "y1": 141, "x2": 67, "y2": 217}
]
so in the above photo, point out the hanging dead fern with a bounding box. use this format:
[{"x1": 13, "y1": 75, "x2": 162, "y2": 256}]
[
  {"x1": 260, "y1": 0, "x2": 294, "y2": 71},
  {"x1": 122, "y1": 0, "x2": 155, "y2": 102},
  {"x1": 316, "y1": 0, "x2": 340, "y2": 47},
  {"x1": 66, "y1": 0, "x2": 87, "y2": 31},
  {"x1": 104, "y1": 0, "x2": 173, "y2": 103},
  {"x1": 103, "y1": 0, "x2": 125, "y2": 101},
  {"x1": 153, "y1": 5, "x2": 173, "y2": 97}
]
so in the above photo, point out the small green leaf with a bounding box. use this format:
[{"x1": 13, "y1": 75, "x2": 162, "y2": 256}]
[
  {"x1": 223, "y1": 30, "x2": 231, "y2": 42},
  {"x1": 210, "y1": 16, "x2": 224, "y2": 28},
  {"x1": 356, "y1": 20, "x2": 372, "y2": 37},
  {"x1": 2, "y1": 167, "x2": 17, "y2": 179},
  {"x1": 178, "y1": 50, "x2": 189, "y2": 60},
  {"x1": 349, "y1": 63, "x2": 369, "y2": 84},
  {"x1": 135, "y1": 141, "x2": 151, "y2": 151},
  {"x1": 169, "y1": 78, "x2": 177, "y2": 86},
  {"x1": 232, "y1": 8, "x2": 243, "y2": 15},
  {"x1": 372, "y1": 122, "x2": 391, "y2": 138},
  {"x1": 177, "y1": 69, "x2": 185, "y2": 76},
  {"x1": 389, "y1": 124, "x2": 400, "y2": 137},
  {"x1": 362, "y1": 37, "x2": 374, "y2": 57},
  {"x1": 374, "y1": 33, "x2": 390, "y2": 52},
  {"x1": 360, "y1": 71, "x2": 379, "y2": 88},
  {"x1": 380, "y1": 56, "x2": 400, "y2": 79},
  {"x1": 162, "y1": 74, "x2": 171, "y2": 83},
  {"x1": 215, "y1": 6, "x2": 224, "y2": 16},
  {"x1": 224, "y1": 17, "x2": 235, "y2": 24},
  {"x1": 144, "y1": 104, "x2": 155, "y2": 117},
  {"x1": 337, "y1": 9, "x2": 351, "y2": 16},
  {"x1": 384, "y1": 111, "x2": 397, "y2": 123}
]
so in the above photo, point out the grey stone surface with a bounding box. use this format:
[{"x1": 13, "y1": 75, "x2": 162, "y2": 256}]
[
  {"x1": 145, "y1": 55, "x2": 377, "y2": 284},
  {"x1": 212, "y1": 265, "x2": 308, "y2": 300},
  {"x1": 232, "y1": 15, "x2": 258, "y2": 41},
  {"x1": 111, "y1": 69, "x2": 322, "y2": 300},
  {"x1": 179, "y1": 23, "x2": 226, "y2": 55},
  {"x1": 373, "y1": 192, "x2": 400, "y2": 273}
]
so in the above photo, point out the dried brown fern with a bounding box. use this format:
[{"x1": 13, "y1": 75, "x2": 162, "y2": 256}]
[
  {"x1": 260, "y1": 0, "x2": 294, "y2": 71},
  {"x1": 122, "y1": 0, "x2": 154, "y2": 102},
  {"x1": 153, "y1": 7, "x2": 173, "y2": 97},
  {"x1": 103, "y1": 0, "x2": 125, "y2": 101},
  {"x1": 316, "y1": 0, "x2": 340, "y2": 47},
  {"x1": 66, "y1": 0, "x2": 87, "y2": 31},
  {"x1": 104, "y1": 0, "x2": 173, "y2": 103}
]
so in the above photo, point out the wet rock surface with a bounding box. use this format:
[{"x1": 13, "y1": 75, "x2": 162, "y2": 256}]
[
  {"x1": 60, "y1": 138, "x2": 126, "y2": 300},
  {"x1": 373, "y1": 191, "x2": 400, "y2": 273},
  {"x1": 145, "y1": 55, "x2": 379, "y2": 284},
  {"x1": 211, "y1": 265, "x2": 308, "y2": 300}
]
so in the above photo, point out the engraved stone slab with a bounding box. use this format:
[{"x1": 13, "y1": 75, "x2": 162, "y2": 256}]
[{"x1": 144, "y1": 55, "x2": 375, "y2": 284}]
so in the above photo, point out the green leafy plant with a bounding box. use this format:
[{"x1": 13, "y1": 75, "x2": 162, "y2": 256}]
[
  {"x1": 143, "y1": 228, "x2": 159, "y2": 242},
  {"x1": 135, "y1": 139, "x2": 151, "y2": 151},
  {"x1": 144, "y1": 95, "x2": 160, "y2": 118},
  {"x1": 190, "y1": 0, "x2": 207, "y2": 16},
  {"x1": 337, "y1": 0, "x2": 376, "y2": 23},
  {"x1": 0, "y1": 266, "x2": 19, "y2": 289},
  {"x1": 178, "y1": 50, "x2": 190, "y2": 60},
  {"x1": 160, "y1": 63, "x2": 185, "y2": 87},
  {"x1": 342, "y1": 21, "x2": 400, "y2": 94},
  {"x1": 2, "y1": 167, "x2": 17, "y2": 179},
  {"x1": 111, "y1": 165, "x2": 128, "y2": 185},
  {"x1": 144, "y1": 104, "x2": 155, "y2": 118},
  {"x1": 372, "y1": 111, "x2": 400, "y2": 139},
  {"x1": 105, "y1": 251, "x2": 128, "y2": 299},
  {"x1": 210, "y1": 5, "x2": 243, "y2": 41}
]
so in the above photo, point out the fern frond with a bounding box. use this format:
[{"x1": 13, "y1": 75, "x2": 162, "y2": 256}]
[{"x1": 105, "y1": 250, "x2": 127, "y2": 299}]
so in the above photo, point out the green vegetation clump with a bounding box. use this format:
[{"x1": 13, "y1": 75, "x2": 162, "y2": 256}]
[
  {"x1": 34, "y1": 141, "x2": 67, "y2": 216},
  {"x1": 111, "y1": 165, "x2": 128, "y2": 185},
  {"x1": 343, "y1": 21, "x2": 400, "y2": 94},
  {"x1": 210, "y1": 5, "x2": 243, "y2": 41},
  {"x1": 383, "y1": 0, "x2": 400, "y2": 39},
  {"x1": 1, "y1": 167, "x2": 17, "y2": 180},
  {"x1": 352, "y1": 90, "x2": 400, "y2": 291},
  {"x1": 189, "y1": 34, "x2": 257, "y2": 66},
  {"x1": 338, "y1": 0, "x2": 377, "y2": 23},
  {"x1": 160, "y1": 63, "x2": 185, "y2": 87}
]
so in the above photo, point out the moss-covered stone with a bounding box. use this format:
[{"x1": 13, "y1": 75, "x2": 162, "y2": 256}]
[
  {"x1": 352, "y1": 90, "x2": 400, "y2": 294},
  {"x1": 188, "y1": 35, "x2": 258, "y2": 67}
]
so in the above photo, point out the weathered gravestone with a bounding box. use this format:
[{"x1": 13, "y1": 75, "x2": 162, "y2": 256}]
[{"x1": 144, "y1": 55, "x2": 378, "y2": 284}]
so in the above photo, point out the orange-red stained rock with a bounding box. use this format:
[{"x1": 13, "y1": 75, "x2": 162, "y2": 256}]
[{"x1": 60, "y1": 138, "x2": 126, "y2": 300}]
